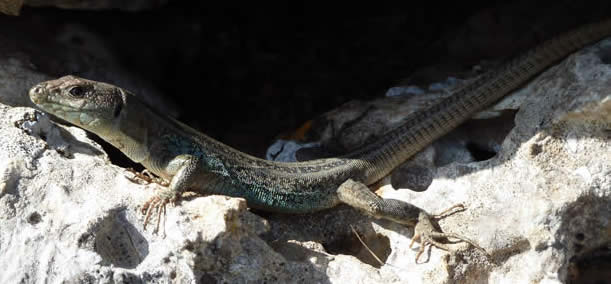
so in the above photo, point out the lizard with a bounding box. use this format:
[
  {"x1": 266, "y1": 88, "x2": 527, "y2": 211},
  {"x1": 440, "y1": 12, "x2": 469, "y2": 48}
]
[{"x1": 28, "y1": 19, "x2": 611, "y2": 262}]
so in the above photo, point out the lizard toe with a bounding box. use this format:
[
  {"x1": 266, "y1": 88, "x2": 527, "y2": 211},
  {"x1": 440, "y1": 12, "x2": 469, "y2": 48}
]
[
  {"x1": 411, "y1": 208, "x2": 487, "y2": 263},
  {"x1": 142, "y1": 190, "x2": 178, "y2": 235}
]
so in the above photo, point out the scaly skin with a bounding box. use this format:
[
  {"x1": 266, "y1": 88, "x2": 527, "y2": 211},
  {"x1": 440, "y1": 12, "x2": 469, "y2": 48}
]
[{"x1": 29, "y1": 19, "x2": 611, "y2": 262}]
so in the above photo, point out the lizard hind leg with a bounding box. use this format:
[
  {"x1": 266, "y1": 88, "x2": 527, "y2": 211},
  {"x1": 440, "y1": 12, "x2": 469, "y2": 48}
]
[{"x1": 336, "y1": 179, "x2": 486, "y2": 262}]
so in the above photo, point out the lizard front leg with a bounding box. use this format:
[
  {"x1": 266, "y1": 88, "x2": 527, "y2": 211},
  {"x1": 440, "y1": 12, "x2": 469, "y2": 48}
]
[
  {"x1": 337, "y1": 179, "x2": 486, "y2": 262},
  {"x1": 142, "y1": 154, "x2": 200, "y2": 233}
]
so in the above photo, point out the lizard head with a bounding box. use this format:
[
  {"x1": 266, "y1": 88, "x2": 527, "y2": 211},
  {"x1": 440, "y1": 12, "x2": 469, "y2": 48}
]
[{"x1": 29, "y1": 75, "x2": 126, "y2": 132}]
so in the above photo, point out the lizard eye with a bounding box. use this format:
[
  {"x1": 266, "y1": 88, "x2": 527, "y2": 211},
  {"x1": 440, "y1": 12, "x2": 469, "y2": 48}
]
[{"x1": 69, "y1": 86, "x2": 85, "y2": 97}]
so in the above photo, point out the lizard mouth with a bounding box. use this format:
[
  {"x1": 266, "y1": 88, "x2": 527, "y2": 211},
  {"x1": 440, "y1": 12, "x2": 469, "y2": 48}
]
[{"x1": 28, "y1": 83, "x2": 84, "y2": 124}]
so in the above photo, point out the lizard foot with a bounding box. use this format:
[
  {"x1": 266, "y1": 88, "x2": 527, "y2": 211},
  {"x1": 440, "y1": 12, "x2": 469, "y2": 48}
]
[
  {"x1": 141, "y1": 190, "x2": 177, "y2": 234},
  {"x1": 409, "y1": 204, "x2": 488, "y2": 263}
]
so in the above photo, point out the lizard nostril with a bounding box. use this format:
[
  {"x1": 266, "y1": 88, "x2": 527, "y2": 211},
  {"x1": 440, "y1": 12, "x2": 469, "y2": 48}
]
[{"x1": 32, "y1": 84, "x2": 45, "y2": 94}]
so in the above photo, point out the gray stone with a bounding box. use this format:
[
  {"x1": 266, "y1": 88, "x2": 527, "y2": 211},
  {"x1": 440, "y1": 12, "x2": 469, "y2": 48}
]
[{"x1": 0, "y1": 28, "x2": 609, "y2": 284}]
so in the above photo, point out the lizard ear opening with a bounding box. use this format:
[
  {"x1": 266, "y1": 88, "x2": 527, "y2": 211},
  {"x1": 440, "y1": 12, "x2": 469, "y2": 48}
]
[
  {"x1": 113, "y1": 100, "x2": 123, "y2": 118},
  {"x1": 113, "y1": 88, "x2": 125, "y2": 118}
]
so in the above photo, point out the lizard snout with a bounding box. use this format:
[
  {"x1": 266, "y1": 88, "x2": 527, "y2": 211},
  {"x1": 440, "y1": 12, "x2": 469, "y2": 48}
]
[{"x1": 29, "y1": 83, "x2": 47, "y2": 103}]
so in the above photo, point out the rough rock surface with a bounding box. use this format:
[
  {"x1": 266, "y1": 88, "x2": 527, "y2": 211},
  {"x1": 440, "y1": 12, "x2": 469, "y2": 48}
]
[{"x1": 0, "y1": 34, "x2": 610, "y2": 284}]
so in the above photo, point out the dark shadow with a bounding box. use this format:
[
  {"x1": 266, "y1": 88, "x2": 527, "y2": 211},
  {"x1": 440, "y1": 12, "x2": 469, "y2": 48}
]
[
  {"x1": 86, "y1": 208, "x2": 148, "y2": 269},
  {"x1": 434, "y1": 110, "x2": 518, "y2": 167},
  {"x1": 187, "y1": 231, "x2": 332, "y2": 283},
  {"x1": 322, "y1": 226, "x2": 392, "y2": 268},
  {"x1": 554, "y1": 194, "x2": 611, "y2": 284},
  {"x1": 24, "y1": 111, "x2": 105, "y2": 158},
  {"x1": 259, "y1": 205, "x2": 391, "y2": 270},
  {"x1": 567, "y1": 244, "x2": 611, "y2": 284},
  {"x1": 390, "y1": 164, "x2": 434, "y2": 192}
]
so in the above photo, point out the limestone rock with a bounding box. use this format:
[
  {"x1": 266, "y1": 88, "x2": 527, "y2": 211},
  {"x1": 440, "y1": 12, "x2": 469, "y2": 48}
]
[
  {"x1": 0, "y1": 28, "x2": 609, "y2": 284},
  {"x1": 266, "y1": 38, "x2": 611, "y2": 283}
]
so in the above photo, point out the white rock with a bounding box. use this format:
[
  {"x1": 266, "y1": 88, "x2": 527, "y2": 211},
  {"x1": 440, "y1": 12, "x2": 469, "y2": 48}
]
[{"x1": 0, "y1": 34, "x2": 609, "y2": 284}]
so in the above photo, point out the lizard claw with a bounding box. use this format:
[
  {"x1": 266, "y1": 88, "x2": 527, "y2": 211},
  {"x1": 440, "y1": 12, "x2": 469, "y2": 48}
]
[
  {"x1": 141, "y1": 190, "x2": 177, "y2": 235},
  {"x1": 126, "y1": 168, "x2": 169, "y2": 186},
  {"x1": 409, "y1": 205, "x2": 488, "y2": 263}
]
